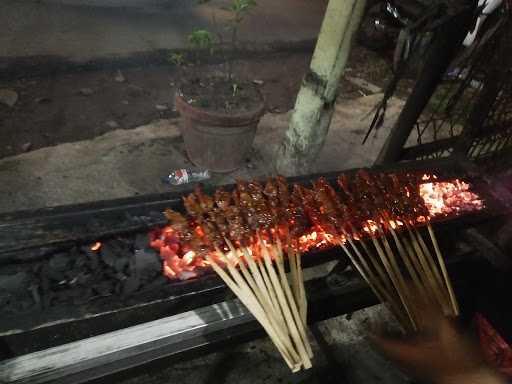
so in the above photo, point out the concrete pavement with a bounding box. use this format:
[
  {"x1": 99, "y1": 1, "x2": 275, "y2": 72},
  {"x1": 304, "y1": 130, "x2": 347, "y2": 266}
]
[{"x1": 0, "y1": 0, "x2": 325, "y2": 63}]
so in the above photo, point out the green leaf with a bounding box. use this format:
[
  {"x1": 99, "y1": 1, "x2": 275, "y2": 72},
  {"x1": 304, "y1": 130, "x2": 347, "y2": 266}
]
[
  {"x1": 168, "y1": 52, "x2": 185, "y2": 66},
  {"x1": 188, "y1": 30, "x2": 213, "y2": 50}
]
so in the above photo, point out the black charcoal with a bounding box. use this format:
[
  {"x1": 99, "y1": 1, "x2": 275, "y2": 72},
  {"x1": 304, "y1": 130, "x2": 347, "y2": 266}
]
[
  {"x1": 122, "y1": 275, "x2": 140, "y2": 295},
  {"x1": 0, "y1": 272, "x2": 29, "y2": 293},
  {"x1": 134, "y1": 248, "x2": 161, "y2": 278}
]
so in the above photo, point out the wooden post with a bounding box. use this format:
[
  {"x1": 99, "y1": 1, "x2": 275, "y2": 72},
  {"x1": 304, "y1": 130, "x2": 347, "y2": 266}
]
[{"x1": 275, "y1": 0, "x2": 366, "y2": 175}]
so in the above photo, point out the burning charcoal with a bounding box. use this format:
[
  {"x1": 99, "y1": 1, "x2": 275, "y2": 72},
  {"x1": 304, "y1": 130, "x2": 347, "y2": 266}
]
[
  {"x1": 122, "y1": 275, "x2": 140, "y2": 296},
  {"x1": 134, "y1": 249, "x2": 161, "y2": 279}
]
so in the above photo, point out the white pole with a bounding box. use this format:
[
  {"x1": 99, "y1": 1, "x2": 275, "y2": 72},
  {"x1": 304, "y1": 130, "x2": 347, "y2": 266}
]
[{"x1": 275, "y1": 0, "x2": 366, "y2": 175}]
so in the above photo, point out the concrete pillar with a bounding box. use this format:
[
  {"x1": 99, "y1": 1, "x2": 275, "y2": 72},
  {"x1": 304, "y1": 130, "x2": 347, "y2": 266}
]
[{"x1": 275, "y1": 0, "x2": 366, "y2": 175}]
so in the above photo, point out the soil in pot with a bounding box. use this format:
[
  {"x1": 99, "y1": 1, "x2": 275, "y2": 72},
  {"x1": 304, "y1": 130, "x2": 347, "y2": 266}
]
[
  {"x1": 179, "y1": 76, "x2": 263, "y2": 114},
  {"x1": 176, "y1": 76, "x2": 265, "y2": 173}
]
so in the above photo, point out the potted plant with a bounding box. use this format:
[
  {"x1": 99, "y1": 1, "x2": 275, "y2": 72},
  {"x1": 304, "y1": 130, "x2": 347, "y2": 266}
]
[{"x1": 175, "y1": 0, "x2": 265, "y2": 173}]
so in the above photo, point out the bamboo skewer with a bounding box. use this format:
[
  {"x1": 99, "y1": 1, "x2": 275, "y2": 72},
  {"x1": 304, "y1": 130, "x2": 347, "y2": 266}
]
[
  {"x1": 406, "y1": 227, "x2": 450, "y2": 313},
  {"x1": 389, "y1": 227, "x2": 427, "y2": 298},
  {"x1": 240, "y1": 246, "x2": 284, "y2": 326},
  {"x1": 399, "y1": 232, "x2": 435, "y2": 296},
  {"x1": 228, "y1": 242, "x2": 291, "y2": 344},
  {"x1": 427, "y1": 224, "x2": 459, "y2": 316},
  {"x1": 274, "y1": 240, "x2": 313, "y2": 359},
  {"x1": 371, "y1": 234, "x2": 417, "y2": 330},
  {"x1": 341, "y1": 237, "x2": 409, "y2": 329},
  {"x1": 259, "y1": 239, "x2": 312, "y2": 369},
  {"x1": 412, "y1": 228, "x2": 447, "y2": 298},
  {"x1": 295, "y1": 248, "x2": 307, "y2": 325},
  {"x1": 206, "y1": 254, "x2": 300, "y2": 371},
  {"x1": 378, "y1": 228, "x2": 410, "y2": 299},
  {"x1": 287, "y1": 242, "x2": 301, "y2": 307},
  {"x1": 357, "y1": 237, "x2": 399, "y2": 302},
  {"x1": 215, "y1": 248, "x2": 301, "y2": 364},
  {"x1": 255, "y1": 253, "x2": 286, "y2": 328}
]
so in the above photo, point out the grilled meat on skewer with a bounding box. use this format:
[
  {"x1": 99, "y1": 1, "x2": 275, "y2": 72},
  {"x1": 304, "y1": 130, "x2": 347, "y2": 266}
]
[
  {"x1": 183, "y1": 194, "x2": 204, "y2": 220},
  {"x1": 194, "y1": 185, "x2": 214, "y2": 212},
  {"x1": 215, "y1": 188, "x2": 232, "y2": 211}
]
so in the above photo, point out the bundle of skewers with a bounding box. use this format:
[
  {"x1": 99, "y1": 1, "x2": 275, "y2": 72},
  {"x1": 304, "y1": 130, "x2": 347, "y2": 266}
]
[{"x1": 161, "y1": 170, "x2": 462, "y2": 371}]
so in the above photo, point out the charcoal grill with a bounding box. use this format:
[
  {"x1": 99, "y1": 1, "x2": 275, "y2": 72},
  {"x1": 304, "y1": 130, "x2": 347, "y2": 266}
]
[{"x1": 0, "y1": 158, "x2": 509, "y2": 384}]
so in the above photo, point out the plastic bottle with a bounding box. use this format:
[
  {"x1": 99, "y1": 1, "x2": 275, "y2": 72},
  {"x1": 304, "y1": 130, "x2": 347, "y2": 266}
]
[{"x1": 162, "y1": 169, "x2": 211, "y2": 185}]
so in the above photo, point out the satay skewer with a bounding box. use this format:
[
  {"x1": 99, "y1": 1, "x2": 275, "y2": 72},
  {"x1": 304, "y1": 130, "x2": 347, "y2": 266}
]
[
  {"x1": 406, "y1": 226, "x2": 450, "y2": 314},
  {"x1": 215, "y1": 246, "x2": 300, "y2": 362},
  {"x1": 259, "y1": 238, "x2": 312, "y2": 369},
  {"x1": 294, "y1": 248, "x2": 307, "y2": 325},
  {"x1": 356, "y1": 235, "x2": 401, "y2": 305},
  {"x1": 286, "y1": 242, "x2": 301, "y2": 315},
  {"x1": 370, "y1": 233, "x2": 417, "y2": 330},
  {"x1": 206, "y1": 254, "x2": 300, "y2": 371},
  {"x1": 239, "y1": 245, "x2": 288, "y2": 332},
  {"x1": 341, "y1": 236, "x2": 409, "y2": 329},
  {"x1": 427, "y1": 224, "x2": 459, "y2": 316},
  {"x1": 274, "y1": 239, "x2": 313, "y2": 359},
  {"x1": 412, "y1": 227, "x2": 449, "y2": 300},
  {"x1": 388, "y1": 227, "x2": 427, "y2": 298},
  {"x1": 398, "y1": 231, "x2": 437, "y2": 298},
  {"x1": 226, "y1": 240, "x2": 293, "y2": 347}
]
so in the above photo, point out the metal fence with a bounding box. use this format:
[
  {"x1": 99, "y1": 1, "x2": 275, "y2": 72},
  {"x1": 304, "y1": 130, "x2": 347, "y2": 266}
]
[{"x1": 377, "y1": 1, "x2": 512, "y2": 171}]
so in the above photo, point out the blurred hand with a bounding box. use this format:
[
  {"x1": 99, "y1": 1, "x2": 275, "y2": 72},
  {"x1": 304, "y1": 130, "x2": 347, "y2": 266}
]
[{"x1": 369, "y1": 294, "x2": 507, "y2": 384}]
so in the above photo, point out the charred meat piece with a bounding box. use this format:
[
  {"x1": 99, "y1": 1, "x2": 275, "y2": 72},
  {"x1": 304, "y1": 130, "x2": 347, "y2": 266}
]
[
  {"x1": 313, "y1": 177, "x2": 344, "y2": 234},
  {"x1": 200, "y1": 220, "x2": 224, "y2": 247},
  {"x1": 263, "y1": 178, "x2": 279, "y2": 208},
  {"x1": 247, "y1": 181, "x2": 265, "y2": 200},
  {"x1": 337, "y1": 174, "x2": 354, "y2": 202},
  {"x1": 194, "y1": 185, "x2": 214, "y2": 212},
  {"x1": 164, "y1": 209, "x2": 188, "y2": 231},
  {"x1": 224, "y1": 206, "x2": 251, "y2": 244},
  {"x1": 245, "y1": 180, "x2": 277, "y2": 230},
  {"x1": 208, "y1": 208, "x2": 230, "y2": 237},
  {"x1": 296, "y1": 184, "x2": 325, "y2": 228},
  {"x1": 276, "y1": 175, "x2": 290, "y2": 207},
  {"x1": 214, "y1": 188, "x2": 232, "y2": 211},
  {"x1": 183, "y1": 194, "x2": 204, "y2": 219},
  {"x1": 164, "y1": 209, "x2": 194, "y2": 242},
  {"x1": 352, "y1": 170, "x2": 376, "y2": 220}
]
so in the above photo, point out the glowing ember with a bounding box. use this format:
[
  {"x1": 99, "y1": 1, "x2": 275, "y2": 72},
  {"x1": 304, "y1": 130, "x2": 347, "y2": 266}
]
[
  {"x1": 151, "y1": 176, "x2": 485, "y2": 280},
  {"x1": 90, "y1": 242, "x2": 101, "y2": 251},
  {"x1": 419, "y1": 179, "x2": 484, "y2": 217}
]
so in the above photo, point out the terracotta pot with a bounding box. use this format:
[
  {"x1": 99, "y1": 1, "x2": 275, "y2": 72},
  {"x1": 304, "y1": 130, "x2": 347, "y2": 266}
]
[{"x1": 175, "y1": 91, "x2": 265, "y2": 173}]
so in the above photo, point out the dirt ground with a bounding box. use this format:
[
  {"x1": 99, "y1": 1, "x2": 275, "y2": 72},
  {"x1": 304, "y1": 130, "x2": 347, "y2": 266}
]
[{"x1": 0, "y1": 44, "x2": 394, "y2": 159}]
